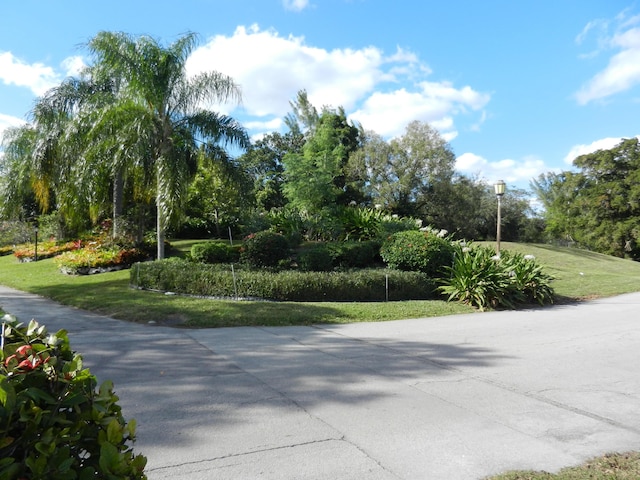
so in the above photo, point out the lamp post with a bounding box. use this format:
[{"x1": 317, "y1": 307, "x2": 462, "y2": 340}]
[
  {"x1": 494, "y1": 180, "x2": 506, "y2": 257},
  {"x1": 34, "y1": 226, "x2": 39, "y2": 262}
]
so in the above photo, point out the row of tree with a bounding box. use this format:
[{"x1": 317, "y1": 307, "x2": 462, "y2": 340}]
[{"x1": 0, "y1": 31, "x2": 555, "y2": 256}]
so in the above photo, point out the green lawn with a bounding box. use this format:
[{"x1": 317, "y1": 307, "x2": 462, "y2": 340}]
[
  {"x1": 0, "y1": 248, "x2": 473, "y2": 327},
  {"x1": 1, "y1": 241, "x2": 640, "y2": 328}
]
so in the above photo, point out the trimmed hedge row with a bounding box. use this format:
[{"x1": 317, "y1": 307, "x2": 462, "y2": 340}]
[{"x1": 130, "y1": 259, "x2": 436, "y2": 302}]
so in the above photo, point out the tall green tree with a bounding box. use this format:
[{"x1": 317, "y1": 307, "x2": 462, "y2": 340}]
[
  {"x1": 82, "y1": 31, "x2": 249, "y2": 258},
  {"x1": 534, "y1": 138, "x2": 640, "y2": 259},
  {"x1": 282, "y1": 108, "x2": 361, "y2": 212},
  {"x1": 0, "y1": 125, "x2": 43, "y2": 220},
  {"x1": 183, "y1": 144, "x2": 254, "y2": 237},
  {"x1": 239, "y1": 131, "x2": 304, "y2": 211},
  {"x1": 347, "y1": 121, "x2": 455, "y2": 217}
]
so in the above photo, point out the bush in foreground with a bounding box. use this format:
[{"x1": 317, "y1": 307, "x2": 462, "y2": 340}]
[
  {"x1": 130, "y1": 259, "x2": 436, "y2": 302},
  {"x1": 0, "y1": 315, "x2": 146, "y2": 479}
]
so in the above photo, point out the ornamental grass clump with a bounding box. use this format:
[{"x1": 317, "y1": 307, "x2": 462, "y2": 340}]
[{"x1": 0, "y1": 315, "x2": 147, "y2": 479}]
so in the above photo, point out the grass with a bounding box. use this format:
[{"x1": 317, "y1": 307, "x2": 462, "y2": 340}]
[
  {"x1": 0, "y1": 243, "x2": 473, "y2": 327},
  {"x1": 482, "y1": 242, "x2": 640, "y2": 301},
  {"x1": 485, "y1": 451, "x2": 640, "y2": 479},
  {"x1": 1, "y1": 240, "x2": 640, "y2": 328}
]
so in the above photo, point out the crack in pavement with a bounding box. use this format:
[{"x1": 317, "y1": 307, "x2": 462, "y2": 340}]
[{"x1": 146, "y1": 437, "x2": 341, "y2": 473}]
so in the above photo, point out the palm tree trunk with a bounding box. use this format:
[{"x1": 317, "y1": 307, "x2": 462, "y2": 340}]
[
  {"x1": 156, "y1": 190, "x2": 165, "y2": 260},
  {"x1": 113, "y1": 168, "x2": 124, "y2": 238}
]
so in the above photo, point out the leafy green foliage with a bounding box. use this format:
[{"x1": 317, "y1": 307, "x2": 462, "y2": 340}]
[
  {"x1": 241, "y1": 231, "x2": 290, "y2": 269},
  {"x1": 131, "y1": 259, "x2": 436, "y2": 301},
  {"x1": 282, "y1": 108, "x2": 361, "y2": 212},
  {"x1": 439, "y1": 244, "x2": 555, "y2": 310},
  {"x1": 327, "y1": 240, "x2": 382, "y2": 269},
  {"x1": 0, "y1": 316, "x2": 147, "y2": 479},
  {"x1": 533, "y1": 138, "x2": 640, "y2": 259},
  {"x1": 190, "y1": 241, "x2": 240, "y2": 264},
  {"x1": 380, "y1": 230, "x2": 454, "y2": 277},
  {"x1": 337, "y1": 206, "x2": 384, "y2": 241},
  {"x1": 296, "y1": 244, "x2": 334, "y2": 272},
  {"x1": 181, "y1": 146, "x2": 255, "y2": 238}
]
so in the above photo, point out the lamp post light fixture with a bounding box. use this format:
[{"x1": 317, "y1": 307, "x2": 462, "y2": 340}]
[{"x1": 494, "y1": 180, "x2": 506, "y2": 257}]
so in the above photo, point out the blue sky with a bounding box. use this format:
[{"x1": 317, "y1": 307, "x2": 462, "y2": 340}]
[{"x1": 1, "y1": 0, "x2": 639, "y2": 190}]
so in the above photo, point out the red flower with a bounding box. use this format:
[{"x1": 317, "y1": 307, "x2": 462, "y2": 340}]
[{"x1": 16, "y1": 345, "x2": 32, "y2": 356}]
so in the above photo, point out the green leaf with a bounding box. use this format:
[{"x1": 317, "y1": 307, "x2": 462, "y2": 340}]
[
  {"x1": 106, "y1": 418, "x2": 124, "y2": 444},
  {"x1": 99, "y1": 441, "x2": 120, "y2": 473},
  {"x1": 0, "y1": 376, "x2": 16, "y2": 411}
]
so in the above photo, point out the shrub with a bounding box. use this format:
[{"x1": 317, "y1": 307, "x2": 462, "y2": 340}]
[
  {"x1": 328, "y1": 240, "x2": 382, "y2": 269},
  {"x1": 130, "y1": 259, "x2": 436, "y2": 302},
  {"x1": 380, "y1": 230, "x2": 454, "y2": 277},
  {"x1": 266, "y1": 208, "x2": 305, "y2": 246},
  {"x1": 337, "y1": 207, "x2": 384, "y2": 241},
  {"x1": 0, "y1": 315, "x2": 147, "y2": 479},
  {"x1": 439, "y1": 244, "x2": 555, "y2": 310},
  {"x1": 190, "y1": 241, "x2": 239, "y2": 264},
  {"x1": 241, "y1": 231, "x2": 290, "y2": 269},
  {"x1": 297, "y1": 244, "x2": 334, "y2": 272},
  {"x1": 379, "y1": 215, "x2": 422, "y2": 237}
]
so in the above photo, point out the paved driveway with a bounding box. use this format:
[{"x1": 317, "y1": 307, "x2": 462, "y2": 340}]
[{"x1": 2, "y1": 285, "x2": 640, "y2": 479}]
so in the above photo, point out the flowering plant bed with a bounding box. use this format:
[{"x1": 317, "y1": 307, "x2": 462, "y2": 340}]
[
  {"x1": 55, "y1": 245, "x2": 149, "y2": 275},
  {"x1": 13, "y1": 240, "x2": 80, "y2": 262},
  {"x1": 0, "y1": 245, "x2": 14, "y2": 257}
]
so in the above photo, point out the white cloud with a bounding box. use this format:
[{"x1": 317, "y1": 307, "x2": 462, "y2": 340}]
[
  {"x1": 0, "y1": 113, "x2": 26, "y2": 141},
  {"x1": 564, "y1": 135, "x2": 640, "y2": 164},
  {"x1": 61, "y1": 55, "x2": 86, "y2": 77},
  {"x1": 575, "y1": 12, "x2": 640, "y2": 104},
  {"x1": 0, "y1": 51, "x2": 60, "y2": 96},
  {"x1": 243, "y1": 117, "x2": 283, "y2": 132},
  {"x1": 349, "y1": 81, "x2": 489, "y2": 139},
  {"x1": 282, "y1": 0, "x2": 310, "y2": 12},
  {"x1": 455, "y1": 152, "x2": 551, "y2": 187},
  {"x1": 186, "y1": 24, "x2": 489, "y2": 139}
]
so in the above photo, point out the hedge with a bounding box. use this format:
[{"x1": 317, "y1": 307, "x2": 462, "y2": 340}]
[{"x1": 130, "y1": 259, "x2": 436, "y2": 302}]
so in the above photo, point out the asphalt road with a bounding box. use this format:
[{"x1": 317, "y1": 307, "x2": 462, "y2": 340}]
[{"x1": 2, "y1": 285, "x2": 640, "y2": 479}]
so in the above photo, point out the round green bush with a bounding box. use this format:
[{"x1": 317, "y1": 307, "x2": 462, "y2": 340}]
[
  {"x1": 241, "y1": 231, "x2": 290, "y2": 269},
  {"x1": 0, "y1": 316, "x2": 147, "y2": 479},
  {"x1": 328, "y1": 240, "x2": 382, "y2": 269},
  {"x1": 190, "y1": 241, "x2": 238, "y2": 264},
  {"x1": 380, "y1": 230, "x2": 454, "y2": 277}
]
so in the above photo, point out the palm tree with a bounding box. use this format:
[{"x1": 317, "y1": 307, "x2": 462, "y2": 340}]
[{"x1": 84, "y1": 31, "x2": 249, "y2": 259}]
